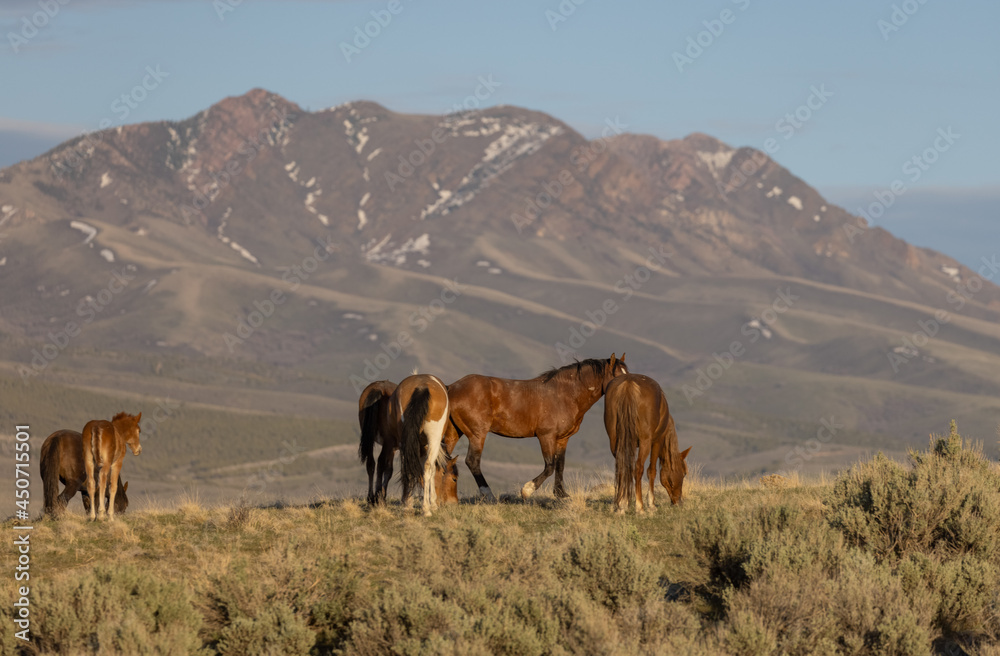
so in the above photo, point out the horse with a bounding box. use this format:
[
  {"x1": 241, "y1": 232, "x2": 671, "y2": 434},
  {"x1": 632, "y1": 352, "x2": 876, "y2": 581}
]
[
  {"x1": 358, "y1": 380, "x2": 459, "y2": 507},
  {"x1": 604, "y1": 373, "x2": 690, "y2": 513},
  {"x1": 82, "y1": 412, "x2": 142, "y2": 521},
  {"x1": 358, "y1": 380, "x2": 400, "y2": 505},
  {"x1": 40, "y1": 430, "x2": 128, "y2": 517},
  {"x1": 443, "y1": 353, "x2": 629, "y2": 500},
  {"x1": 393, "y1": 373, "x2": 450, "y2": 516}
]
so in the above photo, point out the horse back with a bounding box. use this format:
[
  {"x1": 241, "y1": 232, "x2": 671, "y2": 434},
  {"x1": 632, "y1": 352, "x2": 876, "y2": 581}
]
[{"x1": 82, "y1": 419, "x2": 119, "y2": 465}]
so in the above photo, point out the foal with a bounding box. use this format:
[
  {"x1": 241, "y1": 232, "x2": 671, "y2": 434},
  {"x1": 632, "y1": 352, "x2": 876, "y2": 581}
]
[{"x1": 82, "y1": 412, "x2": 142, "y2": 521}]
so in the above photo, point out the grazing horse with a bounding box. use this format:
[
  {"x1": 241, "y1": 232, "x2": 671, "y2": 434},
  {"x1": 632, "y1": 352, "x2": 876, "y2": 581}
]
[
  {"x1": 358, "y1": 380, "x2": 459, "y2": 507},
  {"x1": 358, "y1": 380, "x2": 400, "y2": 505},
  {"x1": 40, "y1": 430, "x2": 128, "y2": 517},
  {"x1": 604, "y1": 374, "x2": 690, "y2": 512},
  {"x1": 82, "y1": 412, "x2": 142, "y2": 521},
  {"x1": 394, "y1": 374, "x2": 450, "y2": 516},
  {"x1": 443, "y1": 353, "x2": 629, "y2": 500},
  {"x1": 434, "y1": 453, "x2": 459, "y2": 505}
]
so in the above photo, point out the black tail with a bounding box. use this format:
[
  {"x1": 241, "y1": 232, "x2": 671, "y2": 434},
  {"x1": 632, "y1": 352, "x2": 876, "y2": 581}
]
[
  {"x1": 613, "y1": 385, "x2": 640, "y2": 511},
  {"x1": 399, "y1": 387, "x2": 431, "y2": 498},
  {"x1": 40, "y1": 438, "x2": 61, "y2": 516},
  {"x1": 359, "y1": 388, "x2": 389, "y2": 466}
]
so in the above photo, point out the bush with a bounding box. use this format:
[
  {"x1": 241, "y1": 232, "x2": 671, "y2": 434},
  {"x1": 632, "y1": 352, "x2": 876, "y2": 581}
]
[
  {"x1": 18, "y1": 564, "x2": 204, "y2": 655},
  {"x1": 827, "y1": 422, "x2": 1000, "y2": 561}
]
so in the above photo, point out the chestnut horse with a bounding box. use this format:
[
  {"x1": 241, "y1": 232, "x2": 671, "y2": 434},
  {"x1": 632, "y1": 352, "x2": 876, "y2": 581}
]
[
  {"x1": 443, "y1": 354, "x2": 629, "y2": 500},
  {"x1": 358, "y1": 379, "x2": 458, "y2": 507},
  {"x1": 394, "y1": 373, "x2": 450, "y2": 516},
  {"x1": 41, "y1": 430, "x2": 128, "y2": 517},
  {"x1": 604, "y1": 374, "x2": 690, "y2": 512},
  {"x1": 82, "y1": 412, "x2": 142, "y2": 521}
]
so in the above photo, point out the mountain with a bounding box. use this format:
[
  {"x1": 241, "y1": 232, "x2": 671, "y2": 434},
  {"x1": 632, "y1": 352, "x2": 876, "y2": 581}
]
[{"x1": 1, "y1": 89, "x2": 998, "y2": 507}]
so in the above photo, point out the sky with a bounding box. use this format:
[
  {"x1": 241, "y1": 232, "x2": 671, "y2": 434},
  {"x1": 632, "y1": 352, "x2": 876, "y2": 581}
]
[{"x1": 1, "y1": 0, "x2": 996, "y2": 266}]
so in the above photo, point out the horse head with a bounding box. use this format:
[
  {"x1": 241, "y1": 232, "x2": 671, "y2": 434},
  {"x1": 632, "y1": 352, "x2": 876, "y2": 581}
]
[
  {"x1": 114, "y1": 480, "x2": 129, "y2": 513},
  {"x1": 122, "y1": 412, "x2": 142, "y2": 455},
  {"x1": 435, "y1": 453, "x2": 459, "y2": 505},
  {"x1": 601, "y1": 352, "x2": 629, "y2": 392},
  {"x1": 661, "y1": 446, "x2": 691, "y2": 505}
]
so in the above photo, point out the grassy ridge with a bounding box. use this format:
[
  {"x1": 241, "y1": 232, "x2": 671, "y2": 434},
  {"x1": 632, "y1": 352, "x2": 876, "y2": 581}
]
[{"x1": 3, "y1": 424, "x2": 999, "y2": 655}]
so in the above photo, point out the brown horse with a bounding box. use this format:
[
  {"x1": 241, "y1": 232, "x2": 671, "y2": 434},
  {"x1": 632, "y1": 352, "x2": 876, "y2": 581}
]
[
  {"x1": 393, "y1": 373, "x2": 450, "y2": 516},
  {"x1": 604, "y1": 373, "x2": 690, "y2": 512},
  {"x1": 358, "y1": 380, "x2": 400, "y2": 505},
  {"x1": 83, "y1": 412, "x2": 142, "y2": 521},
  {"x1": 40, "y1": 430, "x2": 128, "y2": 517},
  {"x1": 443, "y1": 354, "x2": 629, "y2": 500}
]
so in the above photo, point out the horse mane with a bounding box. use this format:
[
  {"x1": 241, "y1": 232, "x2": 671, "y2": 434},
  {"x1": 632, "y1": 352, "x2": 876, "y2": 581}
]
[
  {"x1": 539, "y1": 358, "x2": 606, "y2": 383},
  {"x1": 111, "y1": 411, "x2": 129, "y2": 422}
]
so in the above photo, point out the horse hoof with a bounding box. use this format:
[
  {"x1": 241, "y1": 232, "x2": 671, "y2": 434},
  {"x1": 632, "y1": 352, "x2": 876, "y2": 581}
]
[{"x1": 520, "y1": 481, "x2": 536, "y2": 500}]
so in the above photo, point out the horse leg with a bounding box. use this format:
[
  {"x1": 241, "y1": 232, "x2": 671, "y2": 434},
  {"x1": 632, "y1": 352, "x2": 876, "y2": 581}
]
[
  {"x1": 422, "y1": 439, "x2": 439, "y2": 517},
  {"x1": 107, "y1": 460, "x2": 123, "y2": 521},
  {"x1": 522, "y1": 435, "x2": 557, "y2": 500},
  {"x1": 635, "y1": 440, "x2": 652, "y2": 514},
  {"x1": 83, "y1": 432, "x2": 97, "y2": 521},
  {"x1": 375, "y1": 446, "x2": 393, "y2": 506},
  {"x1": 464, "y1": 431, "x2": 495, "y2": 501},
  {"x1": 61, "y1": 477, "x2": 81, "y2": 513},
  {"x1": 365, "y1": 448, "x2": 377, "y2": 505},
  {"x1": 96, "y1": 465, "x2": 109, "y2": 520},
  {"x1": 552, "y1": 436, "x2": 571, "y2": 499},
  {"x1": 647, "y1": 437, "x2": 661, "y2": 512}
]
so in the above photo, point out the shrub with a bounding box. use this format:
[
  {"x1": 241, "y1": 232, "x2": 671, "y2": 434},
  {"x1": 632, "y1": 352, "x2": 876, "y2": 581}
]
[{"x1": 827, "y1": 423, "x2": 1000, "y2": 561}]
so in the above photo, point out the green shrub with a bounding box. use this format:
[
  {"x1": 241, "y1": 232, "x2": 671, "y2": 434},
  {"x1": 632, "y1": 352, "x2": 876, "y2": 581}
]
[
  {"x1": 827, "y1": 423, "x2": 1000, "y2": 561},
  {"x1": 20, "y1": 564, "x2": 204, "y2": 655}
]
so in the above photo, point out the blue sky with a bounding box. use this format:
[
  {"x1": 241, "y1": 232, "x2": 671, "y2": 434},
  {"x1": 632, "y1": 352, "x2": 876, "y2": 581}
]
[{"x1": 1, "y1": 0, "x2": 996, "y2": 265}]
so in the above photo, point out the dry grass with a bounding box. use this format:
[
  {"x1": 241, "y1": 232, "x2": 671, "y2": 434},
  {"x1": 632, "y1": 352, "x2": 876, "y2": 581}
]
[{"x1": 3, "y1": 431, "x2": 998, "y2": 656}]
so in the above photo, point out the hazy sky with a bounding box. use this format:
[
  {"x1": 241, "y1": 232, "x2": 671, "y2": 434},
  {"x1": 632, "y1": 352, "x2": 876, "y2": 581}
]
[{"x1": 1, "y1": 0, "x2": 996, "y2": 265}]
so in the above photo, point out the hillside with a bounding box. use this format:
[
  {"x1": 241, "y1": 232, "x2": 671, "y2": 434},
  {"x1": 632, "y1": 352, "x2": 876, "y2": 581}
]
[{"x1": 1, "y1": 89, "x2": 999, "y2": 506}]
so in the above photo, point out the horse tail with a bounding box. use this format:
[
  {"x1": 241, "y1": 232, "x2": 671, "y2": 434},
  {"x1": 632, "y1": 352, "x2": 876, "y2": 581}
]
[
  {"x1": 40, "y1": 436, "x2": 60, "y2": 516},
  {"x1": 399, "y1": 387, "x2": 431, "y2": 498},
  {"x1": 613, "y1": 383, "x2": 640, "y2": 510},
  {"x1": 359, "y1": 387, "x2": 389, "y2": 466}
]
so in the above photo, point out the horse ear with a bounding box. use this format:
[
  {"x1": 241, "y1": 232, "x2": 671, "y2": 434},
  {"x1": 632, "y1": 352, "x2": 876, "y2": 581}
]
[
  {"x1": 136, "y1": 412, "x2": 142, "y2": 422},
  {"x1": 123, "y1": 481, "x2": 128, "y2": 492},
  {"x1": 620, "y1": 352, "x2": 626, "y2": 363},
  {"x1": 609, "y1": 353, "x2": 617, "y2": 367},
  {"x1": 680, "y1": 446, "x2": 692, "y2": 460}
]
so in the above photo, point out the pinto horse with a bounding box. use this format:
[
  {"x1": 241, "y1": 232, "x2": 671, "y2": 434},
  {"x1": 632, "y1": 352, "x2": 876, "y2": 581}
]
[
  {"x1": 358, "y1": 380, "x2": 458, "y2": 507},
  {"x1": 604, "y1": 373, "x2": 690, "y2": 513},
  {"x1": 443, "y1": 354, "x2": 629, "y2": 500},
  {"x1": 394, "y1": 374, "x2": 450, "y2": 516},
  {"x1": 82, "y1": 412, "x2": 142, "y2": 521},
  {"x1": 40, "y1": 430, "x2": 128, "y2": 517}
]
